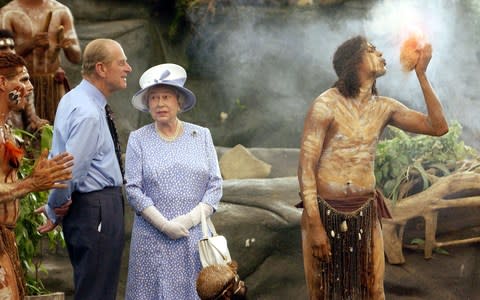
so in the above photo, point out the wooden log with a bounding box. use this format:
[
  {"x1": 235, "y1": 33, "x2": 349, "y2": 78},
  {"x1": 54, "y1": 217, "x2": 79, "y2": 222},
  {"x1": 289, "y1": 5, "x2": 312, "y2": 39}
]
[{"x1": 383, "y1": 171, "x2": 480, "y2": 264}]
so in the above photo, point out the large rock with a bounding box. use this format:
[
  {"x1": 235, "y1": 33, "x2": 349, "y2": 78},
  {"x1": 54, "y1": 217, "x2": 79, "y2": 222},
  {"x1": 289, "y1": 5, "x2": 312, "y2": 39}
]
[{"x1": 219, "y1": 144, "x2": 272, "y2": 179}]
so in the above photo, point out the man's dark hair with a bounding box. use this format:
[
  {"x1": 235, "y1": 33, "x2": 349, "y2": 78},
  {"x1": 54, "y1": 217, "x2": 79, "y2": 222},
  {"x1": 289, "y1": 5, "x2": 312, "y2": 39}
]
[
  {"x1": 0, "y1": 52, "x2": 27, "y2": 78},
  {"x1": 332, "y1": 35, "x2": 378, "y2": 98},
  {"x1": 0, "y1": 29, "x2": 15, "y2": 39}
]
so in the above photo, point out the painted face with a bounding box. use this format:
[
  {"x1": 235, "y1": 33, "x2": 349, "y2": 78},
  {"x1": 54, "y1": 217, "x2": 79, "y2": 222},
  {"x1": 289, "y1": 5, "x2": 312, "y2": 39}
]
[
  {"x1": 360, "y1": 43, "x2": 387, "y2": 78},
  {"x1": 104, "y1": 43, "x2": 132, "y2": 93},
  {"x1": 147, "y1": 86, "x2": 181, "y2": 123},
  {"x1": 6, "y1": 66, "x2": 33, "y2": 111}
]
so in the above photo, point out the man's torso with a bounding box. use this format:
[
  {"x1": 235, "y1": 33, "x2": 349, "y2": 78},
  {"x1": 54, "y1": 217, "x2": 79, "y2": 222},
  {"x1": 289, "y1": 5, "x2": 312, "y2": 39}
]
[
  {"x1": 0, "y1": 0, "x2": 68, "y2": 74},
  {"x1": 315, "y1": 88, "x2": 394, "y2": 200}
]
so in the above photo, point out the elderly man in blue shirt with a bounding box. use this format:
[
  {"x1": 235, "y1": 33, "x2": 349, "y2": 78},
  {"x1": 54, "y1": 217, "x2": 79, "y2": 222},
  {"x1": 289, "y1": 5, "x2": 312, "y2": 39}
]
[{"x1": 36, "y1": 38, "x2": 132, "y2": 300}]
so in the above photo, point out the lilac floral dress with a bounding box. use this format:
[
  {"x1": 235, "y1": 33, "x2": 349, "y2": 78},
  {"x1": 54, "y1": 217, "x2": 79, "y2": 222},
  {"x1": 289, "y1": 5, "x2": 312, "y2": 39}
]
[{"x1": 125, "y1": 122, "x2": 222, "y2": 300}]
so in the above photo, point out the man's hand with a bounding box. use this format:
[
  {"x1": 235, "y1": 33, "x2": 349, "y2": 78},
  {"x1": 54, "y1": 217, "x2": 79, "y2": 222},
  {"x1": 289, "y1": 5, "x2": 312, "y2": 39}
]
[
  {"x1": 309, "y1": 223, "x2": 332, "y2": 263},
  {"x1": 59, "y1": 38, "x2": 75, "y2": 50},
  {"x1": 34, "y1": 205, "x2": 58, "y2": 234},
  {"x1": 415, "y1": 43, "x2": 432, "y2": 75},
  {"x1": 33, "y1": 32, "x2": 49, "y2": 49},
  {"x1": 37, "y1": 218, "x2": 57, "y2": 234},
  {"x1": 30, "y1": 149, "x2": 73, "y2": 191},
  {"x1": 54, "y1": 199, "x2": 72, "y2": 217},
  {"x1": 27, "y1": 117, "x2": 49, "y2": 132}
]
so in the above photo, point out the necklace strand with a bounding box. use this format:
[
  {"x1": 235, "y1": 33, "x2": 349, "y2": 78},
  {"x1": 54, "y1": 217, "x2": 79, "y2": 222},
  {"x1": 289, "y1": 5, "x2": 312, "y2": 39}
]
[{"x1": 155, "y1": 119, "x2": 182, "y2": 142}]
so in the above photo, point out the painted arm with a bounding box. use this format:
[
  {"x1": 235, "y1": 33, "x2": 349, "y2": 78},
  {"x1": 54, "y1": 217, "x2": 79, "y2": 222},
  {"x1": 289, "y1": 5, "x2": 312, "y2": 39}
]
[
  {"x1": 390, "y1": 43, "x2": 448, "y2": 136},
  {"x1": 57, "y1": 8, "x2": 81, "y2": 64},
  {"x1": 298, "y1": 99, "x2": 332, "y2": 261},
  {"x1": 0, "y1": 149, "x2": 73, "y2": 203}
]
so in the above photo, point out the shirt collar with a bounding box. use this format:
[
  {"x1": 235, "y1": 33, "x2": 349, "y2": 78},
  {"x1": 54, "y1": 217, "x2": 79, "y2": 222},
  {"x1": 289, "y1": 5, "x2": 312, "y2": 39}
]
[{"x1": 80, "y1": 79, "x2": 108, "y2": 109}]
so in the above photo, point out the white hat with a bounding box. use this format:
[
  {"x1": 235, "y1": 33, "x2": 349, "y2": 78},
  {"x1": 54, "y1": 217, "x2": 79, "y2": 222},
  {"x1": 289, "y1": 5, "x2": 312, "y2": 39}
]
[{"x1": 131, "y1": 63, "x2": 196, "y2": 112}]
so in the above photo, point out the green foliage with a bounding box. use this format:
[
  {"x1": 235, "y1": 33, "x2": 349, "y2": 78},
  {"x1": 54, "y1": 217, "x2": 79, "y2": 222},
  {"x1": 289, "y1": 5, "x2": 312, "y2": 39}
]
[
  {"x1": 409, "y1": 238, "x2": 450, "y2": 255},
  {"x1": 13, "y1": 125, "x2": 65, "y2": 296},
  {"x1": 375, "y1": 121, "x2": 478, "y2": 202}
]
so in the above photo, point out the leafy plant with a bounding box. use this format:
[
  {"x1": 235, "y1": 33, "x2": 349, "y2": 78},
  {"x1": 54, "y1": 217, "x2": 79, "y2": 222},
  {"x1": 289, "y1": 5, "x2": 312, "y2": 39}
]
[
  {"x1": 13, "y1": 125, "x2": 65, "y2": 296},
  {"x1": 409, "y1": 238, "x2": 450, "y2": 255},
  {"x1": 375, "y1": 121, "x2": 478, "y2": 202}
]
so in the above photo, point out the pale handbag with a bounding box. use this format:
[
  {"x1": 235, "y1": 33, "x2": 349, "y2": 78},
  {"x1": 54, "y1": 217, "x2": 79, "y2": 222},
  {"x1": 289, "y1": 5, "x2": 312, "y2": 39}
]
[{"x1": 198, "y1": 208, "x2": 232, "y2": 268}]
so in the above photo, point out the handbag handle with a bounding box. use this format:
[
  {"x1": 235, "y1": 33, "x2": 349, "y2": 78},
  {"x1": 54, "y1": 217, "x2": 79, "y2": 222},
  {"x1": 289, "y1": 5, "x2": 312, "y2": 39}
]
[{"x1": 200, "y1": 205, "x2": 218, "y2": 238}]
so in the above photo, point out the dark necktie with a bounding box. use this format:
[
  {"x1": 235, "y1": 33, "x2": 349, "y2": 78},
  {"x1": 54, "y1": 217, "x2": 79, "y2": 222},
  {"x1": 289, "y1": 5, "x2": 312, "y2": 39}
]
[{"x1": 105, "y1": 104, "x2": 124, "y2": 177}]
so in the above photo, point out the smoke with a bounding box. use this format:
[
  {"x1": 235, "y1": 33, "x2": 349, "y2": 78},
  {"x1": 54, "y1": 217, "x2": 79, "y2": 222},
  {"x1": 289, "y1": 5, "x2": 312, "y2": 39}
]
[{"x1": 188, "y1": 0, "x2": 480, "y2": 148}]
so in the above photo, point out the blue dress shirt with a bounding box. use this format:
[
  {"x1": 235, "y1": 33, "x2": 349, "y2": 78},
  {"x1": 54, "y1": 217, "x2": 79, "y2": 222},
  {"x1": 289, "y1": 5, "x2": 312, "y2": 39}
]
[{"x1": 46, "y1": 79, "x2": 123, "y2": 222}]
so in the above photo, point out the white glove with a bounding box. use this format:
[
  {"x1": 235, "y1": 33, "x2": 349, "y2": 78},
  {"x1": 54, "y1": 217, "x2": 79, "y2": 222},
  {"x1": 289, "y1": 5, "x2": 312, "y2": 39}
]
[
  {"x1": 141, "y1": 206, "x2": 189, "y2": 239},
  {"x1": 172, "y1": 203, "x2": 213, "y2": 230}
]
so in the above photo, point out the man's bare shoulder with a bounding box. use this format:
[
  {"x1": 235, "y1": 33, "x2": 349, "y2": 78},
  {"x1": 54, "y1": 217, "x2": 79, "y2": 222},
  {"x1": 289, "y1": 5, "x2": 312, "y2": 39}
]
[
  {"x1": 374, "y1": 95, "x2": 408, "y2": 110},
  {"x1": 0, "y1": 1, "x2": 22, "y2": 13},
  {"x1": 48, "y1": 0, "x2": 71, "y2": 12},
  {"x1": 306, "y1": 88, "x2": 341, "y2": 120},
  {"x1": 312, "y1": 88, "x2": 341, "y2": 105}
]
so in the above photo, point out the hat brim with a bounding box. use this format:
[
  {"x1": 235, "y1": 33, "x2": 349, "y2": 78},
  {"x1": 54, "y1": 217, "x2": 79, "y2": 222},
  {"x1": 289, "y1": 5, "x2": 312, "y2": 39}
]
[{"x1": 131, "y1": 83, "x2": 196, "y2": 113}]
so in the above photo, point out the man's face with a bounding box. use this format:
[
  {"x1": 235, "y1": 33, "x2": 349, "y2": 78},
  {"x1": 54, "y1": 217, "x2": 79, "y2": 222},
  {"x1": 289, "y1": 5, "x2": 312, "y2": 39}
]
[
  {"x1": 104, "y1": 43, "x2": 132, "y2": 93},
  {"x1": 5, "y1": 66, "x2": 33, "y2": 112},
  {"x1": 360, "y1": 43, "x2": 387, "y2": 78},
  {"x1": 0, "y1": 38, "x2": 15, "y2": 54}
]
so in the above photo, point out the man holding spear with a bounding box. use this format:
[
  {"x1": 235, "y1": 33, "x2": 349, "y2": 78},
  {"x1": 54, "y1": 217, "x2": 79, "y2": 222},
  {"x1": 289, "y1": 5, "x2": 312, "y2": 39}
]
[{"x1": 0, "y1": 0, "x2": 82, "y2": 122}]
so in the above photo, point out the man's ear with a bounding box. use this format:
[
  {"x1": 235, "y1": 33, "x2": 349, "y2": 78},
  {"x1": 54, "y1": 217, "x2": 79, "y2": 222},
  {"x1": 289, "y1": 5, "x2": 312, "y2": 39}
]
[
  {"x1": 95, "y1": 62, "x2": 107, "y2": 78},
  {"x1": 0, "y1": 75, "x2": 7, "y2": 92}
]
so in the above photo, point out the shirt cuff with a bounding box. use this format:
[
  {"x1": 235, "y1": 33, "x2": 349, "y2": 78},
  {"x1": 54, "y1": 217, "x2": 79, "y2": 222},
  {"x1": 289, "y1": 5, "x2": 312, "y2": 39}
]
[{"x1": 45, "y1": 204, "x2": 57, "y2": 224}]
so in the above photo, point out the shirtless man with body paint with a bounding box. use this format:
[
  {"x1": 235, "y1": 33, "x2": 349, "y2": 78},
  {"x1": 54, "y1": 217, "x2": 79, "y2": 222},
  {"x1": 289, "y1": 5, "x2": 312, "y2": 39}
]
[
  {"x1": 0, "y1": 52, "x2": 73, "y2": 299},
  {"x1": 0, "y1": 0, "x2": 81, "y2": 122},
  {"x1": 298, "y1": 35, "x2": 448, "y2": 299}
]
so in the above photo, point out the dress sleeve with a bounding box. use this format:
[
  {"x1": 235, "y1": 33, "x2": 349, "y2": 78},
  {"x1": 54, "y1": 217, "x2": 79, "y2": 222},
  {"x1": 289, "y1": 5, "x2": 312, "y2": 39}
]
[
  {"x1": 125, "y1": 131, "x2": 155, "y2": 213},
  {"x1": 201, "y1": 128, "x2": 223, "y2": 210}
]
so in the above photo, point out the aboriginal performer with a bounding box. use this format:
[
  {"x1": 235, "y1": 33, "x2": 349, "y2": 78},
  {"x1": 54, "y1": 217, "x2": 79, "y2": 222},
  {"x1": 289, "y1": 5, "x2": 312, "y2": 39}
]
[
  {"x1": 297, "y1": 35, "x2": 448, "y2": 299},
  {"x1": 0, "y1": 0, "x2": 82, "y2": 123},
  {"x1": 0, "y1": 52, "x2": 72, "y2": 299}
]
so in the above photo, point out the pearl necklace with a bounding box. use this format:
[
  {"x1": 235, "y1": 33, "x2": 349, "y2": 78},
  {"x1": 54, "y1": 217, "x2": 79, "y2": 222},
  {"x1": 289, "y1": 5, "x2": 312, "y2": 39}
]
[{"x1": 155, "y1": 119, "x2": 183, "y2": 142}]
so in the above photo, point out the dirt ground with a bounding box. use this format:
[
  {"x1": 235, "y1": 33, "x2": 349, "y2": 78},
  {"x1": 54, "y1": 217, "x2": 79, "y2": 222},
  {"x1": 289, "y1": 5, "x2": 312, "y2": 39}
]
[
  {"x1": 385, "y1": 243, "x2": 480, "y2": 300},
  {"x1": 41, "y1": 241, "x2": 480, "y2": 299}
]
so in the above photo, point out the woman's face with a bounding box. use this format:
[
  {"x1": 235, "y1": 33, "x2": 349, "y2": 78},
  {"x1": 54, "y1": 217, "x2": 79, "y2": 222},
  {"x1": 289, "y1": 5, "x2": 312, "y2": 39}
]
[{"x1": 147, "y1": 86, "x2": 181, "y2": 124}]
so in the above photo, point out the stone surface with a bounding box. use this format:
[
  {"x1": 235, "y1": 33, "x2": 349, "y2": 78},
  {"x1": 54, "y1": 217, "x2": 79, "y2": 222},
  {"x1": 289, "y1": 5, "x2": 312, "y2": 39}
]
[{"x1": 219, "y1": 144, "x2": 272, "y2": 179}]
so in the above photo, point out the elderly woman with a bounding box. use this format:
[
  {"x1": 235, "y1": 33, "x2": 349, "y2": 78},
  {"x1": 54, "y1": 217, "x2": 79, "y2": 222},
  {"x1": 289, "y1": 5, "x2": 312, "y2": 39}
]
[{"x1": 125, "y1": 63, "x2": 223, "y2": 299}]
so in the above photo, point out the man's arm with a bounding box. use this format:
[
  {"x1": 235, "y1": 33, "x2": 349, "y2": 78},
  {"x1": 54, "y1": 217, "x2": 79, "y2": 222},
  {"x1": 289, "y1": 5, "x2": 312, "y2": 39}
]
[
  {"x1": 45, "y1": 116, "x2": 101, "y2": 222},
  {"x1": 298, "y1": 99, "x2": 332, "y2": 261},
  {"x1": 390, "y1": 44, "x2": 449, "y2": 136},
  {"x1": 0, "y1": 150, "x2": 73, "y2": 203},
  {"x1": 58, "y1": 8, "x2": 81, "y2": 64}
]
